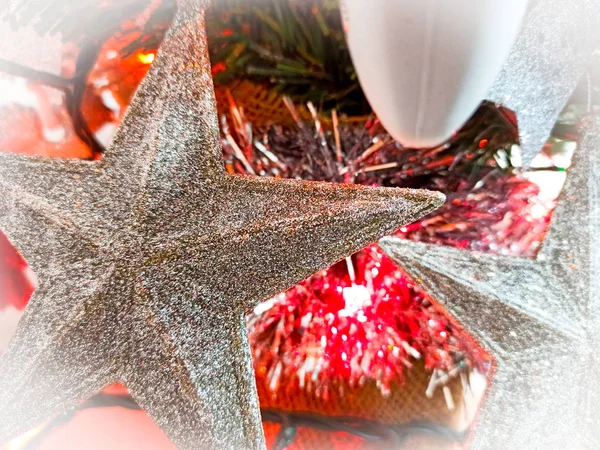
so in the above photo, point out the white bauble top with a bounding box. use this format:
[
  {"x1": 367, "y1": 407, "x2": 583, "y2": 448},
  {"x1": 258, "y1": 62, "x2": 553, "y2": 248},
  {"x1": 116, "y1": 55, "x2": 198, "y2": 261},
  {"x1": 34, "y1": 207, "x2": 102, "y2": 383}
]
[{"x1": 342, "y1": 0, "x2": 529, "y2": 147}]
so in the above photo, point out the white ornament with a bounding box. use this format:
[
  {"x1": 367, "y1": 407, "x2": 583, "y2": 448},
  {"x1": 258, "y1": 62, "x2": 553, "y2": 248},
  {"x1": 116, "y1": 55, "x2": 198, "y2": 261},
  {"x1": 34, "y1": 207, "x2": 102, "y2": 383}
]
[{"x1": 342, "y1": 0, "x2": 529, "y2": 148}]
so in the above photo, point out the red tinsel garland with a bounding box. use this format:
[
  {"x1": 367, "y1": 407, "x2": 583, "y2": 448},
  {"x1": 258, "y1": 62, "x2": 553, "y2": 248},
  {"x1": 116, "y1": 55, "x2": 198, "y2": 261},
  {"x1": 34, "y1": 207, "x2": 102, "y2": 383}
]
[{"x1": 249, "y1": 245, "x2": 488, "y2": 399}]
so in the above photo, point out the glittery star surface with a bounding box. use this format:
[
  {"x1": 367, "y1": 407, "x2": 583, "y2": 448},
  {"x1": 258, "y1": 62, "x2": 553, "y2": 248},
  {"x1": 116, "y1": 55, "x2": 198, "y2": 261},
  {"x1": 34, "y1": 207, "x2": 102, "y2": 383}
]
[
  {"x1": 0, "y1": 2, "x2": 444, "y2": 449},
  {"x1": 486, "y1": 0, "x2": 597, "y2": 168},
  {"x1": 380, "y1": 116, "x2": 600, "y2": 449}
]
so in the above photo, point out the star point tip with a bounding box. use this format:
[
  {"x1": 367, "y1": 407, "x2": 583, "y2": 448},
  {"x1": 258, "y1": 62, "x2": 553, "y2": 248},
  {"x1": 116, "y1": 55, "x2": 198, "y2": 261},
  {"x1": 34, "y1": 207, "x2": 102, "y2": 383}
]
[
  {"x1": 428, "y1": 190, "x2": 446, "y2": 206},
  {"x1": 385, "y1": 187, "x2": 445, "y2": 223}
]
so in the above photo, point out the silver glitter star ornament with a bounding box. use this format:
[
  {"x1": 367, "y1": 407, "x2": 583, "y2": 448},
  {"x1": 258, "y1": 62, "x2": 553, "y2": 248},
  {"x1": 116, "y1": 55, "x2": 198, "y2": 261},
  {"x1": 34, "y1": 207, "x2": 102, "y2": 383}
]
[
  {"x1": 380, "y1": 115, "x2": 600, "y2": 449},
  {"x1": 486, "y1": 0, "x2": 597, "y2": 168},
  {"x1": 0, "y1": 2, "x2": 445, "y2": 449}
]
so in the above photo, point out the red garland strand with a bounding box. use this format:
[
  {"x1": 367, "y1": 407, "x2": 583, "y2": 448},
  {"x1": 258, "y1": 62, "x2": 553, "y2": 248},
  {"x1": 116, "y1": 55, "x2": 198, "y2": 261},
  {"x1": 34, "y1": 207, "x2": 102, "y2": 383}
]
[{"x1": 249, "y1": 245, "x2": 488, "y2": 399}]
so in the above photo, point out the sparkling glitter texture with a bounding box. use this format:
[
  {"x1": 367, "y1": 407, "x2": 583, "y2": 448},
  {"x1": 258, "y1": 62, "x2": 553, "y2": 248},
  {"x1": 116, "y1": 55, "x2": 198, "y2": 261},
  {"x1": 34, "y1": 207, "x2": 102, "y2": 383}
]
[
  {"x1": 380, "y1": 115, "x2": 600, "y2": 449},
  {"x1": 486, "y1": 0, "x2": 596, "y2": 168},
  {"x1": 0, "y1": 1, "x2": 444, "y2": 449}
]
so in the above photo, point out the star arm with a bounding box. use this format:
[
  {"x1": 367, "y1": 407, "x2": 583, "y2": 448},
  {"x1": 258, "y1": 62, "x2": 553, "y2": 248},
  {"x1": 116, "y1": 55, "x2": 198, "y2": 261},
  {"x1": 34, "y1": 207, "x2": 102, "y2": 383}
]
[
  {"x1": 486, "y1": 0, "x2": 592, "y2": 168},
  {"x1": 467, "y1": 343, "x2": 588, "y2": 449},
  {"x1": 0, "y1": 174, "x2": 104, "y2": 282},
  {"x1": 0, "y1": 249, "x2": 116, "y2": 443},
  {"x1": 537, "y1": 116, "x2": 599, "y2": 275},
  {"x1": 378, "y1": 237, "x2": 592, "y2": 448},
  {"x1": 103, "y1": 0, "x2": 223, "y2": 185},
  {"x1": 379, "y1": 237, "x2": 583, "y2": 350},
  {"x1": 150, "y1": 175, "x2": 445, "y2": 314},
  {"x1": 0, "y1": 151, "x2": 121, "y2": 246},
  {"x1": 585, "y1": 120, "x2": 600, "y2": 351},
  {"x1": 123, "y1": 175, "x2": 444, "y2": 449},
  {"x1": 121, "y1": 299, "x2": 264, "y2": 450},
  {"x1": 1, "y1": 1, "x2": 218, "y2": 241},
  {"x1": 0, "y1": 301, "x2": 115, "y2": 443},
  {"x1": 531, "y1": 116, "x2": 600, "y2": 340}
]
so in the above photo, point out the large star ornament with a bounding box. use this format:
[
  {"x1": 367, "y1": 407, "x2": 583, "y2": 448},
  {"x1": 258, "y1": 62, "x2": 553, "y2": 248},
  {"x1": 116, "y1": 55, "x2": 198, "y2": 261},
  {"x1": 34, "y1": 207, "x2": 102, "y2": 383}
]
[
  {"x1": 0, "y1": 2, "x2": 444, "y2": 449},
  {"x1": 380, "y1": 115, "x2": 600, "y2": 449}
]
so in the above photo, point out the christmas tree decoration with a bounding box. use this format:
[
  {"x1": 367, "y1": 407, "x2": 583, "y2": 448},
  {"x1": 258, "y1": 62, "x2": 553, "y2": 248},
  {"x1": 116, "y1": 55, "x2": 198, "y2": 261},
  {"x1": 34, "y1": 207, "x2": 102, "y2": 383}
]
[
  {"x1": 379, "y1": 115, "x2": 600, "y2": 449},
  {"x1": 0, "y1": 2, "x2": 444, "y2": 450},
  {"x1": 486, "y1": 0, "x2": 597, "y2": 168},
  {"x1": 248, "y1": 245, "x2": 488, "y2": 400},
  {"x1": 219, "y1": 98, "x2": 552, "y2": 400},
  {"x1": 341, "y1": 0, "x2": 527, "y2": 148}
]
